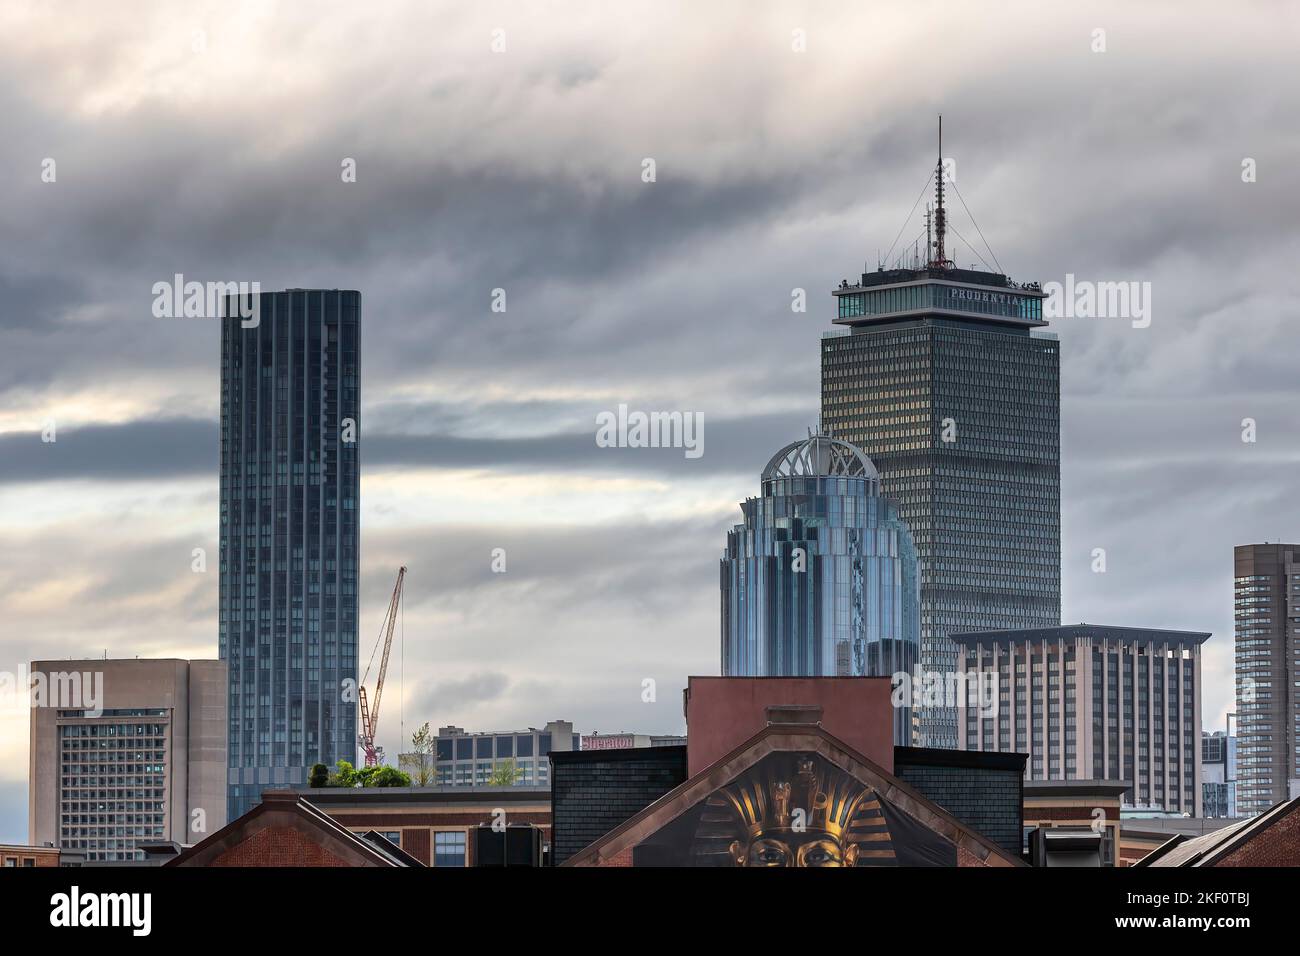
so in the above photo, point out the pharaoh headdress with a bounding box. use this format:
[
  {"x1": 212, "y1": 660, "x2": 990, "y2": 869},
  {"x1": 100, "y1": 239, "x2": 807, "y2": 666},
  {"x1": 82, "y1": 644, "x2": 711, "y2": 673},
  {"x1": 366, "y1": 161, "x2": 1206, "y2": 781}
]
[{"x1": 688, "y1": 751, "x2": 897, "y2": 866}]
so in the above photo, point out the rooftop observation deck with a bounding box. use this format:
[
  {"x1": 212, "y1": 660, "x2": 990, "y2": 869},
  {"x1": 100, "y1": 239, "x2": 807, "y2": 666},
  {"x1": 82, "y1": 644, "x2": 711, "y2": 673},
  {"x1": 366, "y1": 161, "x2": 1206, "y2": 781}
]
[{"x1": 832, "y1": 265, "x2": 1049, "y2": 330}]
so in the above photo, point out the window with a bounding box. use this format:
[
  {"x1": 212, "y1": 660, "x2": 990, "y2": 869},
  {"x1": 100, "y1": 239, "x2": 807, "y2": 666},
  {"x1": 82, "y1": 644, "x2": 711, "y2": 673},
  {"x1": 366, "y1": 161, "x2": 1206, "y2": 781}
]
[{"x1": 434, "y1": 831, "x2": 466, "y2": 868}]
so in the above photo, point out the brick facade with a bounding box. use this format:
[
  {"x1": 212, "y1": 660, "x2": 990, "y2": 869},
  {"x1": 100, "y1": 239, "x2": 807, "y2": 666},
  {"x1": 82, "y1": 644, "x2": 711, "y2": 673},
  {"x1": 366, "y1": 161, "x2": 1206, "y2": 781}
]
[
  {"x1": 957, "y1": 845, "x2": 995, "y2": 867},
  {"x1": 205, "y1": 825, "x2": 352, "y2": 867},
  {"x1": 0, "y1": 846, "x2": 62, "y2": 867},
  {"x1": 403, "y1": 828, "x2": 431, "y2": 866},
  {"x1": 1214, "y1": 805, "x2": 1300, "y2": 866}
]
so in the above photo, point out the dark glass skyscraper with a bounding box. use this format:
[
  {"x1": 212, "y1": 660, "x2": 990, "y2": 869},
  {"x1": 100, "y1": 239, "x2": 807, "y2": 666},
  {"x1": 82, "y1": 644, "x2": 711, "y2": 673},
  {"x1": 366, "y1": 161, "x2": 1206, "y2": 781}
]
[
  {"x1": 220, "y1": 289, "x2": 360, "y2": 819},
  {"x1": 821, "y1": 255, "x2": 1060, "y2": 748},
  {"x1": 720, "y1": 433, "x2": 921, "y2": 744}
]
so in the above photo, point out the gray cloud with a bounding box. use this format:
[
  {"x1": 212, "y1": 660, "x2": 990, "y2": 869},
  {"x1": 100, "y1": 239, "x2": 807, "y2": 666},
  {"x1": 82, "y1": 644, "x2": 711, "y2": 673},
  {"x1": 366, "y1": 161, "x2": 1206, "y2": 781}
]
[
  {"x1": 0, "y1": 408, "x2": 816, "y2": 483},
  {"x1": 407, "y1": 672, "x2": 512, "y2": 719}
]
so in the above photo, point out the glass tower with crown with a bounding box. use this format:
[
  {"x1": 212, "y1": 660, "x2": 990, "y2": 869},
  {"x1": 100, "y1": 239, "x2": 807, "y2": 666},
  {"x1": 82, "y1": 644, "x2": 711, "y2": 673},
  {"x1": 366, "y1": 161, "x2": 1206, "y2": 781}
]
[
  {"x1": 720, "y1": 432, "x2": 921, "y2": 746},
  {"x1": 820, "y1": 120, "x2": 1061, "y2": 748}
]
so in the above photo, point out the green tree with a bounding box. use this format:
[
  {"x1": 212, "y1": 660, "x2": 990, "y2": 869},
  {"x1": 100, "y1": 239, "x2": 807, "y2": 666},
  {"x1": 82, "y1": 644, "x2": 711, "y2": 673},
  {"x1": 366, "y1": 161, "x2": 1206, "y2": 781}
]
[
  {"x1": 366, "y1": 766, "x2": 411, "y2": 788},
  {"x1": 399, "y1": 722, "x2": 437, "y2": 787},
  {"x1": 330, "y1": 760, "x2": 359, "y2": 788},
  {"x1": 326, "y1": 759, "x2": 409, "y2": 788},
  {"x1": 487, "y1": 759, "x2": 523, "y2": 787},
  {"x1": 308, "y1": 763, "x2": 329, "y2": 788}
]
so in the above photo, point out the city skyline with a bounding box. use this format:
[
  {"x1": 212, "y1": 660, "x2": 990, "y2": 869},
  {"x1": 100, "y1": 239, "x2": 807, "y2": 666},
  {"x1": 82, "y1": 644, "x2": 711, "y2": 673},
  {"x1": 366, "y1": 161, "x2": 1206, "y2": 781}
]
[{"x1": 3, "y1": 1, "x2": 1299, "y2": 845}]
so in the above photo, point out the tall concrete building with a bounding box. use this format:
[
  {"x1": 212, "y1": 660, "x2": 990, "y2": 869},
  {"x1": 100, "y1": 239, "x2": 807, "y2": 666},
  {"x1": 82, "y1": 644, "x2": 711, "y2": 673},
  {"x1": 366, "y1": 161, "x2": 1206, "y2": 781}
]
[
  {"x1": 953, "y1": 625, "x2": 1208, "y2": 816},
  {"x1": 29, "y1": 658, "x2": 227, "y2": 862},
  {"x1": 820, "y1": 161, "x2": 1060, "y2": 748},
  {"x1": 220, "y1": 289, "x2": 360, "y2": 819},
  {"x1": 720, "y1": 432, "x2": 921, "y2": 744},
  {"x1": 1234, "y1": 543, "x2": 1300, "y2": 816}
]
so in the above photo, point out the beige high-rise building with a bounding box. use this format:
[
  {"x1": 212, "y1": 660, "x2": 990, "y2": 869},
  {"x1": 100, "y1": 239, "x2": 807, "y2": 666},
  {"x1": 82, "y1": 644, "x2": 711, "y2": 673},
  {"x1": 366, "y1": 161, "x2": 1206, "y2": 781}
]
[
  {"x1": 29, "y1": 658, "x2": 227, "y2": 862},
  {"x1": 954, "y1": 624, "x2": 1208, "y2": 816}
]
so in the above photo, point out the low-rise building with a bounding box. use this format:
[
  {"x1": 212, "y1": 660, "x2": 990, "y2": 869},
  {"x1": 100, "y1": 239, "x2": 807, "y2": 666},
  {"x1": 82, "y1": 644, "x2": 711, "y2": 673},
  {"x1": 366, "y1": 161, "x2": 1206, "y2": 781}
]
[
  {"x1": 1022, "y1": 780, "x2": 1128, "y2": 865},
  {"x1": 166, "y1": 792, "x2": 417, "y2": 867},
  {"x1": 301, "y1": 785, "x2": 552, "y2": 866},
  {"x1": 400, "y1": 719, "x2": 579, "y2": 788},
  {"x1": 1, "y1": 843, "x2": 82, "y2": 867}
]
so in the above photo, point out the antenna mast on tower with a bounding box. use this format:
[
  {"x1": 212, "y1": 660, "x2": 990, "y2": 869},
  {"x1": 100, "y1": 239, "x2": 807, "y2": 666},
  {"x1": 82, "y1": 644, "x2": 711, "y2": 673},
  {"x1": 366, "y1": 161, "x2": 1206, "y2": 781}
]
[{"x1": 929, "y1": 115, "x2": 952, "y2": 270}]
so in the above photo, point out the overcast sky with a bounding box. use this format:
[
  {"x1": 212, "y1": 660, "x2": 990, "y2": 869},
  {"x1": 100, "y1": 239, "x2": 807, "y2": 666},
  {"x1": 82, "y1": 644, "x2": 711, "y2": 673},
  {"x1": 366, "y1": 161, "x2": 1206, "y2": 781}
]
[{"x1": 2, "y1": 0, "x2": 1297, "y2": 841}]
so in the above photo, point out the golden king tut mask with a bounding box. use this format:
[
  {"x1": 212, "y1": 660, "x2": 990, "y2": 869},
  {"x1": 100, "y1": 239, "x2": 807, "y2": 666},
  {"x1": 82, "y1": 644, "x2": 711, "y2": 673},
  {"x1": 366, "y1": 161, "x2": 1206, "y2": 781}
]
[{"x1": 689, "y1": 752, "x2": 897, "y2": 867}]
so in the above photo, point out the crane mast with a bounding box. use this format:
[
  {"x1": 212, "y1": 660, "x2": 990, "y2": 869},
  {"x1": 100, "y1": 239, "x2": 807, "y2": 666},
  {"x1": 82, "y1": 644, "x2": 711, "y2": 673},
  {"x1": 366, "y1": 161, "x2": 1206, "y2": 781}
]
[{"x1": 358, "y1": 566, "x2": 406, "y2": 767}]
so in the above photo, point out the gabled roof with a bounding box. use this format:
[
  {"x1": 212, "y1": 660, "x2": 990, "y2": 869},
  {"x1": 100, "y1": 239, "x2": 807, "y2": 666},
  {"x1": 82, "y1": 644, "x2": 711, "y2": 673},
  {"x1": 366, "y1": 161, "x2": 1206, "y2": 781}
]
[
  {"x1": 562, "y1": 722, "x2": 1025, "y2": 867},
  {"x1": 165, "y1": 791, "x2": 421, "y2": 867},
  {"x1": 1135, "y1": 795, "x2": 1300, "y2": 867},
  {"x1": 359, "y1": 830, "x2": 425, "y2": 867}
]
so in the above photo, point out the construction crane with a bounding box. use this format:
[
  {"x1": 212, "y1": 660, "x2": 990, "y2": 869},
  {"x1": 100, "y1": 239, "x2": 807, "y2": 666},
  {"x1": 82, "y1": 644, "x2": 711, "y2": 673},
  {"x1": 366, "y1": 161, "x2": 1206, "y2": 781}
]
[{"x1": 358, "y1": 566, "x2": 406, "y2": 767}]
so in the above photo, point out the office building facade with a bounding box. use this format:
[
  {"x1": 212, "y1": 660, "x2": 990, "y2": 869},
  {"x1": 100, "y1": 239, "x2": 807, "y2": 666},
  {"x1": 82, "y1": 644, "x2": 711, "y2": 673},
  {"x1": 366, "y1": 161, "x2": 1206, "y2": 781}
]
[
  {"x1": 954, "y1": 625, "x2": 1208, "y2": 816},
  {"x1": 821, "y1": 265, "x2": 1060, "y2": 748},
  {"x1": 720, "y1": 433, "x2": 921, "y2": 744},
  {"x1": 1234, "y1": 543, "x2": 1300, "y2": 815},
  {"x1": 28, "y1": 658, "x2": 227, "y2": 862},
  {"x1": 400, "y1": 720, "x2": 580, "y2": 788},
  {"x1": 1202, "y1": 730, "x2": 1238, "y2": 818},
  {"x1": 220, "y1": 289, "x2": 361, "y2": 819}
]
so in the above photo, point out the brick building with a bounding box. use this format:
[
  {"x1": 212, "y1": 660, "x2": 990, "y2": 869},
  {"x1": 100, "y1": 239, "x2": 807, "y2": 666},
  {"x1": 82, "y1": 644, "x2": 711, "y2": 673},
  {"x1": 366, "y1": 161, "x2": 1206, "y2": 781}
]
[
  {"x1": 301, "y1": 785, "x2": 551, "y2": 866},
  {"x1": 166, "y1": 791, "x2": 417, "y2": 866},
  {"x1": 1, "y1": 843, "x2": 79, "y2": 867}
]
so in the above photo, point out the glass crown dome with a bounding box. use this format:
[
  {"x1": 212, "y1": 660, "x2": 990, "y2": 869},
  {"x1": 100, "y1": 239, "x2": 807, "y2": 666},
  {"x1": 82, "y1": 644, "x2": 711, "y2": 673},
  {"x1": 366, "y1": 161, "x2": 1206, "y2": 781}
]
[{"x1": 761, "y1": 431, "x2": 879, "y2": 483}]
